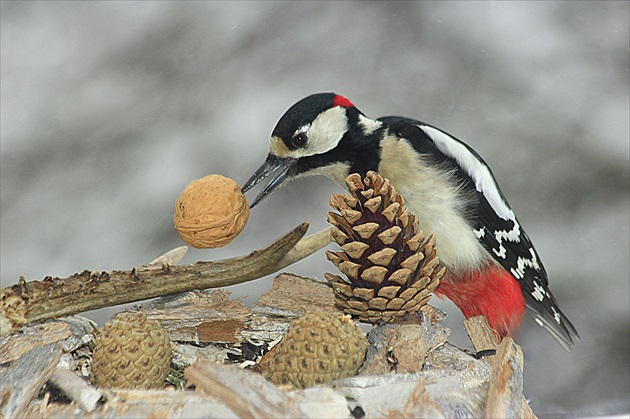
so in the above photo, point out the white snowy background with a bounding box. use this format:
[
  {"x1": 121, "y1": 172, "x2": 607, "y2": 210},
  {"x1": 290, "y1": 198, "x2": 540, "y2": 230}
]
[{"x1": 1, "y1": 1, "x2": 628, "y2": 415}]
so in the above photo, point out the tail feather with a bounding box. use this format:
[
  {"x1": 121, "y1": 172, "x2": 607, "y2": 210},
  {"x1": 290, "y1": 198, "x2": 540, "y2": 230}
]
[{"x1": 526, "y1": 298, "x2": 580, "y2": 352}]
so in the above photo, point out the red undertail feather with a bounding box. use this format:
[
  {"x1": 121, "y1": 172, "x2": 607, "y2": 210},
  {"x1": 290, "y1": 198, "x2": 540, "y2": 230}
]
[{"x1": 434, "y1": 266, "x2": 526, "y2": 337}]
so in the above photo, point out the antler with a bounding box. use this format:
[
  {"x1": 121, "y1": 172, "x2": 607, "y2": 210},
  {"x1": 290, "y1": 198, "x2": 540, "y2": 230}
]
[{"x1": 0, "y1": 224, "x2": 332, "y2": 336}]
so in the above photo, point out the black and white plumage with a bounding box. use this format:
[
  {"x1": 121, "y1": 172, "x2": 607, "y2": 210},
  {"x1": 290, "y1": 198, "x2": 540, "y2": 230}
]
[{"x1": 243, "y1": 93, "x2": 579, "y2": 351}]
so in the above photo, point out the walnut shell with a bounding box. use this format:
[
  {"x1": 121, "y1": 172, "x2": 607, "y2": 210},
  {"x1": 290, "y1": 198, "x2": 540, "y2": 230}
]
[{"x1": 174, "y1": 175, "x2": 249, "y2": 248}]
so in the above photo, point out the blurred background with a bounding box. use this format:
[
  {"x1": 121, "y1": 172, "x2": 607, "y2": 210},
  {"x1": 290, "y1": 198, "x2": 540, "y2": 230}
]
[{"x1": 1, "y1": 1, "x2": 628, "y2": 415}]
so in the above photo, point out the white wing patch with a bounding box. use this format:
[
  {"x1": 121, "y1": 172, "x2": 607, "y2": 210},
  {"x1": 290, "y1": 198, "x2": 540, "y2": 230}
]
[
  {"x1": 419, "y1": 125, "x2": 515, "y2": 221},
  {"x1": 473, "y1": 227, "x2": 486, "y2": 239},
  {"x1": 510, "y1": 247, "x2": 541, "y2": 280},
  {"x1": 492, "y1": 222, "x2": 521, "y2": 259},
  {"x1": 531, "y1": 280, "x2": 546, "y2": 302}
]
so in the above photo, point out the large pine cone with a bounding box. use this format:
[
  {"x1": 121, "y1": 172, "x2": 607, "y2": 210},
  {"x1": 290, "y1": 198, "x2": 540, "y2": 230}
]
[
  {"x1": 91, "y1": 312, "x2": 172, "y2": 389},
  {"x1": 325, "y1": 171, "x2": 445, "y2": 323}
]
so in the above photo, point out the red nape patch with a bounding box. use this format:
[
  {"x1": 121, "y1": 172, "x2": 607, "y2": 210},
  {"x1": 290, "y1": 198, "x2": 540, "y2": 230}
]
[
  {"x1": 333, "y1": 95, "x2": 354, "y2": 108},
  {"x1": 434, "y1": 267, "x2": 526, "y2": 338}
]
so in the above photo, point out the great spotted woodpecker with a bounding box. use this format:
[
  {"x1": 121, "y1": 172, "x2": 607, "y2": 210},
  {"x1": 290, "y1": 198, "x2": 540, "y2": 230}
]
[{"x1": 242, "y1": 93, "x2": 579, "y2": 350}]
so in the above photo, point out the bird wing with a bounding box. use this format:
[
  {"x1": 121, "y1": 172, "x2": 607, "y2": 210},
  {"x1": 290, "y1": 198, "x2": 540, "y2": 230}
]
[{"x1": 379, "y1": 116, "x2": 579, "y2": 349}]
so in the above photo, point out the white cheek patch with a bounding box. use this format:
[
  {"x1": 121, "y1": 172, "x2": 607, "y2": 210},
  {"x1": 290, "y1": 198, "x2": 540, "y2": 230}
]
[
  {"x1": 296, "y1": 106, "x2": 348, "y2": 158},
  {"x1": 419, "y1": 125, "x2": 515, "y2": 222},
  {"x1": 269, "y1": 107, "x2": 348, "y2": 160}
]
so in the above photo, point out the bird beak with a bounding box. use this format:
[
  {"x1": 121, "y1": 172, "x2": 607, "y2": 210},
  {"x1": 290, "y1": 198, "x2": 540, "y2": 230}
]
[{"x1": 242, "y1": 155, "x2": 298, "y2": 208}]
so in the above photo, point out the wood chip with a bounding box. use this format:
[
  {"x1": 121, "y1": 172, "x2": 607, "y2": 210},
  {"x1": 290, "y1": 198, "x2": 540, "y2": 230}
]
[
  {"x1": 0, "y1": 344, "x2": 63, "y2": 418},
  {"x1": 485, "y1": 337, "x2": 524, "y2": 418},
  {"x1": 0, "y1": 321, "x2": 72, "y2": 364},
  {"x1": 48, "y1": 368, "x2": 104, "y2": 412},
  {"x1": 463, "y1": 315, "x2": 500, "y2": 353}
]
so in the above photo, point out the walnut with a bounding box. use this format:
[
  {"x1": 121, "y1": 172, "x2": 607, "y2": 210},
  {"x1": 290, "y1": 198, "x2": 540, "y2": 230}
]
[{"x1": 174, "y1": 175, "x2": 249, "y2": 248}]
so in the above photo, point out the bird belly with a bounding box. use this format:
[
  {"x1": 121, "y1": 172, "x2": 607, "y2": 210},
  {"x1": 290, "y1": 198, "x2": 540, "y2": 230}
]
[{"x1": 377, "y1": 136, "x2": 488, "y2": 271}]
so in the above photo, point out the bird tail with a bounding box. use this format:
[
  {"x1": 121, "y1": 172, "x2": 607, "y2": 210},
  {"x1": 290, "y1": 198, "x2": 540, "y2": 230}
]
[{"x1": 526, "y1": 298, "x2": 580, "y2": 352}]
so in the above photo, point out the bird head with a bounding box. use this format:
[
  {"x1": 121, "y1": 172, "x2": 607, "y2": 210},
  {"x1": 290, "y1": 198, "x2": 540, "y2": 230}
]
[{"x1": 242, "y1": 93, "x2": 366, "y2": 207}]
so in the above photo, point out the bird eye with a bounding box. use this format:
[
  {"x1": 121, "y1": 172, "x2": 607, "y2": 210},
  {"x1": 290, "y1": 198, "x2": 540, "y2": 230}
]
[{"x1": 290, "y1": 133, "x2": 307, "y2": 149}]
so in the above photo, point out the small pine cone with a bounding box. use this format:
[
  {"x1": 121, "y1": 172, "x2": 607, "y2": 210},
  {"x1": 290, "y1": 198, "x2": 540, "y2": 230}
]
[
  {"x1": 262, "y1": 309, "x2": 368, "y2": 389},
  {"x1": 325, "y1": 171, "x2": 445, "y2": 323},
  {"x1": 91, "y1": 312, "x2": 172, "y2": 389}
]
